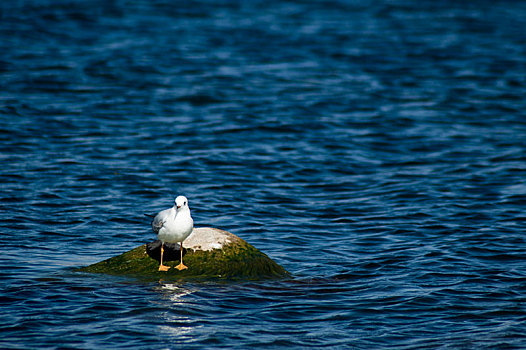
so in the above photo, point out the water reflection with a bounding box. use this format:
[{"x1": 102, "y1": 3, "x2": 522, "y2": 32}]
[
  {"x1": 155, "y1": 281, "x2": 195, "y2": 303},
  {"x1": 153, "y1": 282, "x2": 201, "y2": 340}
]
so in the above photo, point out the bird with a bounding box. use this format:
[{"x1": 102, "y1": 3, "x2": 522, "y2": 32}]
[{"x1": 151, "y1": 195, "x2": 194, "y2": 271}]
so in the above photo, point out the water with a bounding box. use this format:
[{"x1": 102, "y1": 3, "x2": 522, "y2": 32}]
[{"x1": 1, "y1": 0, "x2": 525, "y2": 348}]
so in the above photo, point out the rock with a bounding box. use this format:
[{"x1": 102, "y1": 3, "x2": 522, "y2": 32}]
[{"x1": 77, "y1": 227, "x2": 290, "y2": 281}]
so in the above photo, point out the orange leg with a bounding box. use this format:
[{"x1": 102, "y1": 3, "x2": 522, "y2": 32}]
[
  {"x1": 175, "y1": 241, "x2": 188, "y2": 270},
  {"x1": 158, "y1": 243, "x2": 170, "y2": 271}
]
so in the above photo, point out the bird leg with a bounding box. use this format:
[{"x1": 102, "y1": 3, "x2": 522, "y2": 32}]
[
  {"x1": 158, "y1": 243, "x2": 170, "y2": 271},
  {"x1": 175, "y1": 242, "x2": 188, "y2": 270}
]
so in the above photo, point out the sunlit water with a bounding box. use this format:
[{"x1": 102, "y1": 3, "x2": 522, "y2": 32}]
[{"x1": 1, "y1": 0, "x2": 525, "y2": 348}]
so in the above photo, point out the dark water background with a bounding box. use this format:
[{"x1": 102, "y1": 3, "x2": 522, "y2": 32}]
[{"x1": 1, "y1": 0, "x2": 525, "y2": 348}]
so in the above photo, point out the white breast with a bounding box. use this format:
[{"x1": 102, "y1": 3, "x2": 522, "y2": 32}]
[{"x1": 157, "y1": 208, "x2": 194, "y2": 243}]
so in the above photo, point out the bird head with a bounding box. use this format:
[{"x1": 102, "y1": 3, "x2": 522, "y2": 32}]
[{"x1": 175, "y1": 195, "x2": 189, "y2": 210}]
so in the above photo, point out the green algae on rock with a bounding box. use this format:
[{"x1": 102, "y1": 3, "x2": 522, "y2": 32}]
[{"x1": 77, "y1": 227, "x2": 289, "y2": 280}]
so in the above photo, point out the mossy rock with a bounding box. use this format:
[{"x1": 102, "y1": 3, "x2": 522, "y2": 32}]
[{"x1": 77, "y1": 227, "x2": 290, "y2": 281}]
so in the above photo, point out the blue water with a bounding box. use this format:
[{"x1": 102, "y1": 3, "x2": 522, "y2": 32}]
[{"x1": 1, "y1": 0, "x2": 526, "y2": 348}]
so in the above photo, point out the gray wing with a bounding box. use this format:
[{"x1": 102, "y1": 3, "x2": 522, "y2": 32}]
[{"x1": 151, "y1": 208, "x2": 170, "y2": 234}]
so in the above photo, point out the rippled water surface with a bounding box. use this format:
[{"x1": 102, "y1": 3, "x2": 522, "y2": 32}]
[{"x1": 1, "y1": 0, "x2": 526, "y2": 348}]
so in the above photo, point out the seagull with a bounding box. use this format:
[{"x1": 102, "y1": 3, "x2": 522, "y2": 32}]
[{"x1": 151, "y1": 195, "x2": 194, "y2": 271}]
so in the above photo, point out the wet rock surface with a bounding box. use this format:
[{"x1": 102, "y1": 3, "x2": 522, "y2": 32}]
[{"x1": 78, "y1": 228, "x2": 290, "y2": 281}]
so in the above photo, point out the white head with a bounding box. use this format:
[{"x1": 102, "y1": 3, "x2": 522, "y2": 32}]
[{"x1": 175, "y1": 195, "x2": 189, "y2": 210}]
